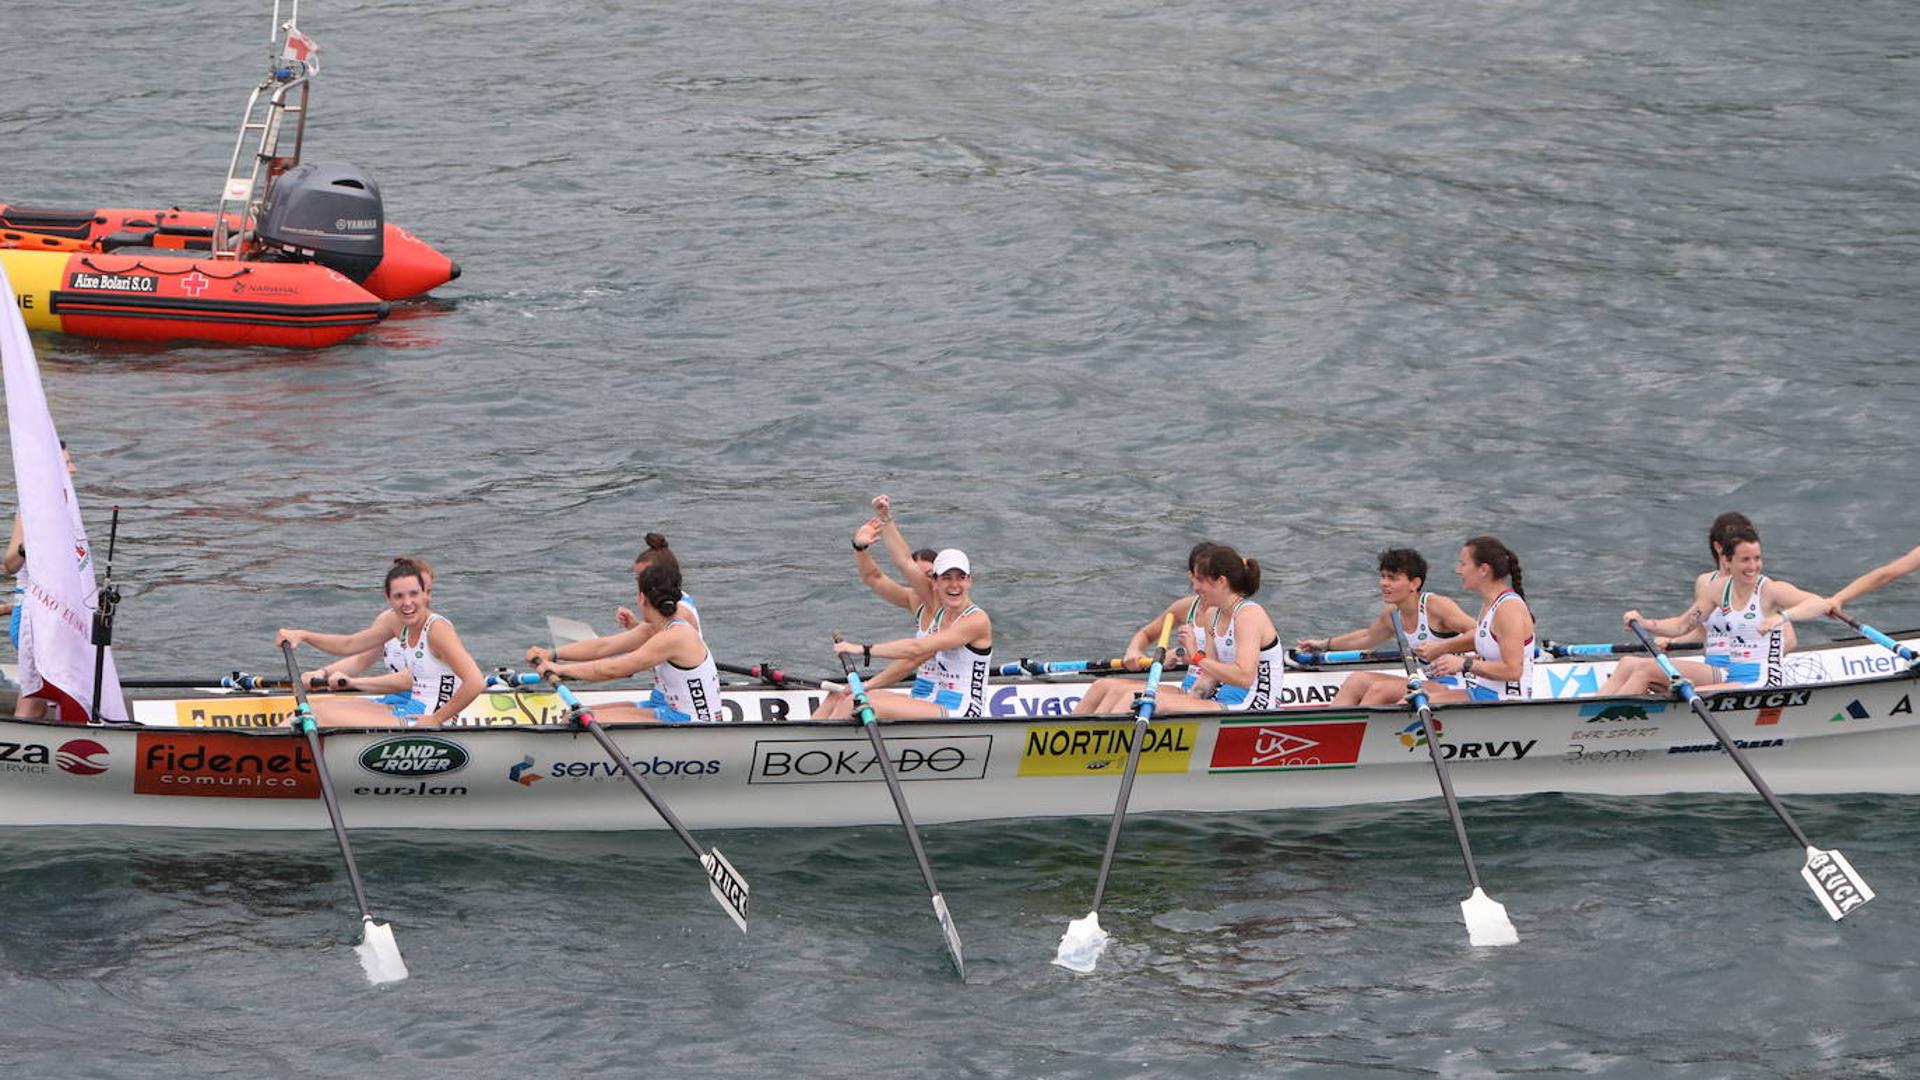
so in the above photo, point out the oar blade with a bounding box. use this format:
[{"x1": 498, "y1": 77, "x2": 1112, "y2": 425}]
[
  {"x1": 933, "y1": 893, "x2": 967, "y2": 982},
  {"x1": 355, "y1": 917, "x2": 410, "y2": 985},
  {"x1": 1801, "y1": 847, "x2": 1874, "y2": 921},
  {"x1": 702, "y1": 848, "x2": 750, "y2": 934},
  {"x1": 1052, "y1": 910, "x2": 1109, "y2": 974},
  {"x1": 1461, "y1": 887, "x2": 1519, "y2": 947},
  {"x1": 546, "y1": 614, "x2": 598, "y2": 648}
]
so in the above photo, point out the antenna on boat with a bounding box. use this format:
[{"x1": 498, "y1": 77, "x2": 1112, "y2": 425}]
[
  {"x1": 212, "y1": 0, "x2": 316, "y2": 259},
  {"x1": 88, "y1": 506, "x2": 122, "y2": 724}
]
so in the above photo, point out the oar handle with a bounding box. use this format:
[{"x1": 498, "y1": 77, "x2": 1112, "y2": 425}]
[{"x1": 1831, "y1": 612, "x2": 1919, "y2": 662}]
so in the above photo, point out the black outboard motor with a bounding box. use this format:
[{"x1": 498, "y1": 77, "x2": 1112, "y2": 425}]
[{"x1": 253, "y1": 161, "x2": 385, "y2": 282}]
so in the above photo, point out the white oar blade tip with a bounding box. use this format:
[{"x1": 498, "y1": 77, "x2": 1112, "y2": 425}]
[
  {"x1": 702, "y1": 849, "x2": 751, "y2": 934},
  {"x1": 931, "y1": 894, "x2": 967, "y2": 981},
  {"x1": 1052, "y1": 911, "x2": 1110, "y2": 973},
  {"x1": 1462, "y1": 889, "x2": 1519, "y2": 948},
  {"x1": 356, "y1": 919, "x2": 410, "y2": 984},
  {"x1": 1802, "y1": 847, "x2": 1874, "y2": 921}
]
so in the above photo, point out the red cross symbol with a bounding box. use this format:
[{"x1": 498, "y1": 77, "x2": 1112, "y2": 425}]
[{"x1": 180, "y1": 272, "x2": 210, "y2": 297}]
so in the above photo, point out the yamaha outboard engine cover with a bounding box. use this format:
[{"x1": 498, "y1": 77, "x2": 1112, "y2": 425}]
[{"x1": 254, "y1": 161, "x2": 385, "y2": 282}]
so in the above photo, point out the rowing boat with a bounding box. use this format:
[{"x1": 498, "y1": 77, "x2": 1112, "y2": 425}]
[{"x1": 5, "y1": 634, "x2": 1915, "y2": 831}]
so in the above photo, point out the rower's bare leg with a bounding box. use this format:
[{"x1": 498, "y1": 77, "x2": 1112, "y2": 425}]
[
  {"x1": 1360, "y1": 678, "x2": 1411, "y2": 706},
  {"x1": 584, "y1": 703, "x2": 664, "y2": 724},
  {"x1": 301, "y1": 697, "x2": 419, "y2": 728},
  {"x1": 1147, "y1": 687, "x2": 1223, "y2": 713},
  {"x1": 1332, "y1": 671, "x2": 1399, "y2": 707},
  {"x1": 858, "y1": 689, "x2": 956, "y2": 720},
  {"x1": 813, "y1": 691, "x2": 852, "y2": 720},
  {"x1": 13, "y1": 697, "x2": 48, "y2": 720},
  {"x1": 1598, "y1": 656, "x2": 1720, "y2": 696},
  {"x1": 1071, "y1": 677, "x2": 1137, "y2": 715}
]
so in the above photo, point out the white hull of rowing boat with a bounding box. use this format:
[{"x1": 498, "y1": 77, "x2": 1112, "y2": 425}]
[{"x1": 4, "y1": 639, "x2": 1918, "y2": 831}]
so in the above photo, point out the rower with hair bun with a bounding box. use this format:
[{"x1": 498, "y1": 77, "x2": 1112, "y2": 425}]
[
  {"x1": 614, "y1": 533, "x2": 703, "y2": 636},
  {"x1": 528, "y1": 555, "x2": 723, "y2": 723},
  {"x1": 1071, "y1": 541, "x2": 1227, "y2": 715},
  {"x1": 302, "y1": 556, "x2": 435, "y2": 694},
  {"x1": 276, "y1": 557, "x2": 484, "y2": 727},
  {"x1": 1413, "y1": 536, "x2": 1535, "y2": 703},
  {"x1": 1138, "y1": 543, "x2": 1284, "y2": 715}
]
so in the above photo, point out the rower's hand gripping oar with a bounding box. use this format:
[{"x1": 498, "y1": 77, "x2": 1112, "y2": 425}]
[
  {"x1": 1053, "y1": 614, "x2": 1177, "y2": 972},
  {"x1": 1388, "y1": 613, "x2": 1518, "y2": 947},
  {"x1": 278, "y1": 641, "x2": 410, "y2": 985},
  {"x1": 831, "y1": 631, "x2": 966, "y2": 980},
  {"x1": 1830, "y1": 612, "x2": 1920, "y2": 667},
  {"x1": 491, "y1": 670, "x2": 749, "y2": 933},
  {"x1": 1626, "y1": 620, "x2": 1873, "y2": 920}
]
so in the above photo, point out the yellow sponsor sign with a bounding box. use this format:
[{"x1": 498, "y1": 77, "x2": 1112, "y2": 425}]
[
  {"x1": 1018, "y1": 722, "x2": 1197, "y2": 777},
  {"x1": 449, "y1": 691, "x2": 572, "y2": 727},
  {"x1": 173, "y1": 697, "x2": 297, "y2": 728}
]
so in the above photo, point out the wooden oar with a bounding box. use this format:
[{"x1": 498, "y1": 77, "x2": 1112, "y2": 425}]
[
  {"x1": 278, "y1": 642, "x2": 409, "y2": 985},
  {"x1": 1388, "y1": 612, "x2": 1518, "y2": 947},
  {"x1": 493, "y1": 671, "x2": 749, "y2": 932},
  {"x1": 1626, "y1": 620, "x2": 1873, "y2": 920},
  {"x1": 1053, "y1": 614, "x2": 1177, "y2": 973},
  {"x1": 831, "y1": 632, "x2": 966, "y2": 980},
  {"x1": 1831, "y1": 613, "x2": 1920, "y2": 665}
]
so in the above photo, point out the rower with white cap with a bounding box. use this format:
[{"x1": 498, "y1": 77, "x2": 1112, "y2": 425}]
[{"x1": 819, "y1": 541, "x2": 994, "y2": 720}]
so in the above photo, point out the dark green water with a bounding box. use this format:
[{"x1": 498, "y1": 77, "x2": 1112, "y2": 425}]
[{"x1": 4, "y1": 0, "x2": 1918, "y2": 1073}]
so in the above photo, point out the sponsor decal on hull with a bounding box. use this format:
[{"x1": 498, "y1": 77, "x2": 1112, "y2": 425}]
[
  {"x1": 1397, "y1": 720, "x2": 1537, "y2": 762},
  {"x1": 510, "y1": 753, "x2": 724, "y2": 784},
  {"x1": 1209, "y1": 716, "x2": 1367, "y2": 773},
  {"x1": 135, "y1": 732, "x2": 319, "y2": 798},
  {"x1": 173, "y1": 697, "x2": 296, "y2": 728},
  {"x1": 358, "y1": 735, "x2": 470, "y2": 778},
  {"x1": 1017, "y1": 724, "x2": 1194, "y2": 777},
  {"x1": 0, "y1": 738, "x2": 112, "y2": 777},
  {"x1": 1667, "y1": 738, "x2": 1785, "y2": 755},
  {"x1": 751, "y1": 735, "x2": 991, "y2": 784},
  {"x1": 1706, "y1": 689, "x2": 1811, "y2": 714}
]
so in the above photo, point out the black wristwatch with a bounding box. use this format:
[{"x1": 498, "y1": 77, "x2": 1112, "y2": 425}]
[
  {"x1": 1461, "y1": 656, "x2": 1475, "y2": 675},
  {"x1": 862, "y1": 644, "x2": 873, "y2": 666},
  {"x1": 852, "y1": 539, "x2": 870, "y2": 552}
]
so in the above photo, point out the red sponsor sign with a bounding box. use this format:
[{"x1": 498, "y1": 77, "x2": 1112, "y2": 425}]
[
  {"x1": 134, "y1": 732, "x2": 320, "y2": 798},
  {"x1": 1209, "y1": 719, "x2": 1368, "y2": 772},
  {"x1": 1756, "y1": 708, "x2": 1782, "y2": 726}
]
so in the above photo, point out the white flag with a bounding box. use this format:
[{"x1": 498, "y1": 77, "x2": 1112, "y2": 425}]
[
  {"x1": 281, "y1": 26, "x2": 320, "y2": 74},
  {"x1": 2, "y1": 260, "x2": 125, "y2": 723}
]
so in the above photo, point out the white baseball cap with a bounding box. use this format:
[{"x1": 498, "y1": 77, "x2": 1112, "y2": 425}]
[{"x1": 931, "y1": 549, "x2": 972, "y2": 577}]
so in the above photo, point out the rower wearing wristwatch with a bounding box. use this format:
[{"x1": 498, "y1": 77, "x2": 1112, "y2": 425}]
[{"x1": 1411, "y1": 536, "x2": 1536, "y2": 703}]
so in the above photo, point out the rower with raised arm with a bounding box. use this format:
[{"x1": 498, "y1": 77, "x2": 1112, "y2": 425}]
[
  {"x1": 1117, "y1": 543, "x2": 1282, "y2": 716},
  {"x1": 527, "y1": 558, "x2": 724, "y2": 723},
  {"x1": 1599, "y1": 523, "x2": 1829, "y2": 697},
  {"x1": 1828, "y1": 541, "x2": 1920, "y2": 618},
  {"x1": 1413, "y1": 537, "x2": 1536, "y2": 704},
  {"x1": 1071, "y1": 542, "x2": 1225, "y2": 715},
  {"x1": 276, "y1": 557, "x2": 484, "y2": 727},
  {"x1": 1298, "y1": 548, "x2": 1478, "y2": 707},
  {"x1": 819, "y1": 538, "x2": 993, "y2": 720}
]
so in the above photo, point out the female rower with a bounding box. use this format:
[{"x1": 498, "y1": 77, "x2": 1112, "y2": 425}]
[
  {"x1": 1413, "y1": 537, "x2": 1535, "y2": 703},
  {"x1": 556, "y1": 534, "x2": 701, "y2": 666},
  {"x1": 819, "y1": 547, "x2": 993, "y2": 719},
  {"x1": 276, "y1": 558, "x2": 484, "y2": 727},
  {"x1": 303, "y1": 556, "x2": 435, "y2": 693},
  {"x1": 1598, "y1": 524, "x2": 1828, "y2": 696},
  {"x1": 1647, "y1": 513, "x2": 1794, "y2": 653},
  {"x1": 527, "y1": 559, "x2": 723, "y2": 723},
  {"x1": 614, "y1": 534, "x2": 702, "y2": 635},
  {"x1": 1119, "y1": 544, "x2": 1283, "y2": 715},
  {"x1": 1071, "y1": 541, "x2": 1225, "y2": 716},
  {"x1": 1297, "y1": 548, "x2": 1478, "y2": 707}
]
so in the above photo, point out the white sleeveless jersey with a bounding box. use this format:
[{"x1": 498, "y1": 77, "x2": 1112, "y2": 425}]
[
  {"x1": 676, "y1": 593, "x2": 702, "y2": 638},
  {"x1": 1705, "y1": 576, "x2": 1784, "y2": 688},
  {"x1": 383, "y1": 637, "x2": 407, "y2": 674},
  {"x1": 645, "y1": 619, "x2": 723, "y2": 722},
  {"x1": 1209, "y1": 599, "x2": 1285, "y2": 712},
  {"x1": 1465, "y1": 592, "x2": 1534, "y2": 701},
  {"x1": 910, "y1": 604, "x2": 992, "y2": 718},
  {"x1": 399, "y1": 614, "x2": 462, "y2": 712},
  {"x1": 1403, "y1": 593, "x2": 1442, "y2": 676}
]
